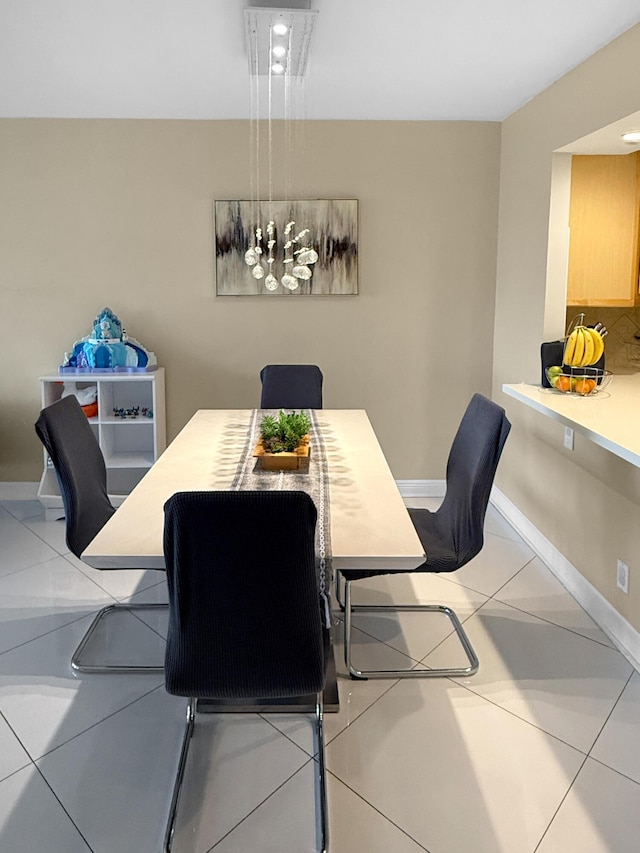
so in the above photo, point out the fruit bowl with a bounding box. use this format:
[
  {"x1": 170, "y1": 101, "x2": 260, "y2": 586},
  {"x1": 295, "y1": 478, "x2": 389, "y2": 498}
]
[{"x1": 545, "y1": 366, "x2": 612, "y2": 396}]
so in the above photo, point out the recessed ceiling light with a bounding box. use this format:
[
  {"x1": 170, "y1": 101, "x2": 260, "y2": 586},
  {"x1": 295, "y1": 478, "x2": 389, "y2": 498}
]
[
  {"x1": 271, "y1": 62, "x2": 285, "y2": 74},
  {"x1": 621, "y1": 131, "x2": 640, "y2": 144},
  {"x1": 272, "y1": 22, "x2": 288, "y2": 36},
  {"x1": 272, "y1": 45, "x2": 286, "y2": 58}
]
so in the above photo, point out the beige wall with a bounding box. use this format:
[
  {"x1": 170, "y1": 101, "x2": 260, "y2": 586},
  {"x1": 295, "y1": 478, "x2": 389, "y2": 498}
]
[
  {"x1": 494, "y1": 23, "x2": 640, "y2": 631},
  {"x1": 0, "y1": 119, "x2": 500, "y2": 483}
]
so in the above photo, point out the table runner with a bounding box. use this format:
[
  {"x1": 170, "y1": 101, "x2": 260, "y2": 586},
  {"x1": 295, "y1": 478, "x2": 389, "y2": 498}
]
[{"x1": 231, "y1": 409, "x2": 332, "y2": 626}]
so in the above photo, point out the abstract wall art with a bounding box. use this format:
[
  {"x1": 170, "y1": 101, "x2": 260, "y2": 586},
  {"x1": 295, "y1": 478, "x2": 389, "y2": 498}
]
[{"x1": 214, "y1": 199, "x2": 358, "y2": 296}]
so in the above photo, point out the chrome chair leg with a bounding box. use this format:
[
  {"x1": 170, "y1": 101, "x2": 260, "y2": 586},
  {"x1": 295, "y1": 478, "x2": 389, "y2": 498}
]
[
  {"x1": 71, "y1": 603, "x2": 168, "y2": 674},
  {"x1": 342, "y1": 575, "x2": 479, "y2": 680},
  {"x1": 164, "y1": 698, "x2": 196, "y2": 853},
  {"x1": 163, "y1": 696, "x2": 329, "y2": 852},
  {"x1": 335, "y1": 572, "x2": 346, "y2": 611},
  {"x1": 316, "y1": 694, "x2": 329, "y2": 853}
]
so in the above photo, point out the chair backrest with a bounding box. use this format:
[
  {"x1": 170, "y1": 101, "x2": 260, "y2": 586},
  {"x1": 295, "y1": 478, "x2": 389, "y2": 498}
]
[
  {"x1": 438, "y1": 393, "x2": 511, "y2": 567},
  {"x1": 163, "y1": 490, "x2": 325, "y2": 700},
  {"x1": 35, "y1": 395, "x2": 115, "y2": 558},
  {"x1": 260, "y1": 364, "x2": 323, "y2": 409}
]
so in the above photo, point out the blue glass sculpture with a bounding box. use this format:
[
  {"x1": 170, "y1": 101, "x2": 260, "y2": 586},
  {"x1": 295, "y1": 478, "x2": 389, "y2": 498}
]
[{"x1": 61, "y1": 308, "x2": 157, "y2": 372}]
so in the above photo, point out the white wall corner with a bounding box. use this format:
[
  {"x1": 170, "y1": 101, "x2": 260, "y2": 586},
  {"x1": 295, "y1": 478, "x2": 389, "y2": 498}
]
[
  {"x1": 395, "y1": 480, "x2": 446, "y2": 499},
  {"x1": 491, "y1": 486, "x2": 640, "y2": 673}
]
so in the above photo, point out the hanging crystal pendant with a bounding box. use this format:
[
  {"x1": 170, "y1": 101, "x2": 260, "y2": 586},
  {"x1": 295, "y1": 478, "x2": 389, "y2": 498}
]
[
  {"x1": 296, "y1": 248, "x2": 318, "y2": 265},
  {"x1": 244, "y1": 248, "x2": 258, "y2": 266},
  {"x1": 281, "y1": 274, "x2": 298, "y2": 290},
  {"x1": 264, "y1": 273, "x2": 278, "y2": 290},
  {"x1": 252, "y1": 264, "x2": 265, "y2": 279},
  {"x1": 292, "y1": 265, "x2": 312, "y2": 280}
]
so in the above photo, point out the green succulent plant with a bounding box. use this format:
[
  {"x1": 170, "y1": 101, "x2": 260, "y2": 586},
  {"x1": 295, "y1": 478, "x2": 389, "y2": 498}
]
[{"x1": 259, "y1": 410, "x2": 311, "y2": 453}]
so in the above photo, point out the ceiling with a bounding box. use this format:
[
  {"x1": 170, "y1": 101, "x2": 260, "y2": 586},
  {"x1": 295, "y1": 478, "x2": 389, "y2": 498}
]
[{"x1": 1, "y1": 0, "x2": 640, "y2": 123}]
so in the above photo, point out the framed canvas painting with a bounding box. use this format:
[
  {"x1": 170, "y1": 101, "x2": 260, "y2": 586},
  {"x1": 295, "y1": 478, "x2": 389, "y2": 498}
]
[{"x1": 215, "y1": 199, "x2": 358, "y2": 296}]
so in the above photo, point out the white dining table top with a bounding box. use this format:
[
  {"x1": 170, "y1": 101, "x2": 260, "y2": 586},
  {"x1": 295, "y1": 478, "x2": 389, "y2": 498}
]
[{"x1": 82, "y1": 409, "x2": 426, "y2": 572}]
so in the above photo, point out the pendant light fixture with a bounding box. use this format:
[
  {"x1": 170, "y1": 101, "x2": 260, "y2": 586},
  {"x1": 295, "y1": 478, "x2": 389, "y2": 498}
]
[{"x1": 244, "y1": 4, "x2": 319, "y2": 292}]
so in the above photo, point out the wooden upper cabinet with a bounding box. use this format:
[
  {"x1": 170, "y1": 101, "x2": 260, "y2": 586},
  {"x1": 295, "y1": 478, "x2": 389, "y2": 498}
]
[{"x1": 567, "y1": 152, "x2": 640, "y2": 307}]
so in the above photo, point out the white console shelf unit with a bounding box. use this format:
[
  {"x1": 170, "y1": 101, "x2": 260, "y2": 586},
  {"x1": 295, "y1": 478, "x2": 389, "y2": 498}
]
[{"x1": 38, "y1": 368, "x2": 166, "y2": 520}]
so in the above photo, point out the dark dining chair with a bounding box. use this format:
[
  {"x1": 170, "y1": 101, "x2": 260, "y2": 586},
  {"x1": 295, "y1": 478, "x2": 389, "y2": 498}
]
[
  {"x1": 260, "y1": 364, "x2": 323, "y2": 409},
  {"x1": 338, "y1": 393, "x2": 511, "y2": 679},
  {"x1": 35, "y1": 395, "x2": 166, "y2": 673},
  {"x1": 162, "y1": 490, "x2": 328, "y2": 853}
]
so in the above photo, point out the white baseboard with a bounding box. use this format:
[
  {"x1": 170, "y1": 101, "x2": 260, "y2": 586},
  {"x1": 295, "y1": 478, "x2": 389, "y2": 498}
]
[
  {"x1": 0, "y1": 482, "x2": 38, "y2": 501},
  {"x1": 492, "y1": 486, "x2": 640, "y2": 672},
  {"x1": 395, "y1": 479, "x2": 446, "y2": 498}
]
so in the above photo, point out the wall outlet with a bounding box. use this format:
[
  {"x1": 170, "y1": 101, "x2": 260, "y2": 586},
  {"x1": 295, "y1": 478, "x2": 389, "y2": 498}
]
[
  {"x1": 616, "y1": 559, "x2": 630, "y2": 594},
  {"x1": 563, "y1": 426, "x2": 574, "y2": 450}
]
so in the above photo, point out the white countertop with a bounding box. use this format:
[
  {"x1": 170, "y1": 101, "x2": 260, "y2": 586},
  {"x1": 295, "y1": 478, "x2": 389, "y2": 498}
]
[{"x1": 502, "y1": 373, "x2": 640, "y2": 468}]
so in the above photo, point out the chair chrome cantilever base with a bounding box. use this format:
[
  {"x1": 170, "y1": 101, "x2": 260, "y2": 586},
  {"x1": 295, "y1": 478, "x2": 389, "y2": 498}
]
[
  {"x1": 338, "y1": 574, "x2": 479, "y2": 681},
  {"x1": 163, "y1": 695, "x2": 329, "y2": 853},
  {"x1": 71, "y1": 603, "x2": 168, "y2": 674}
]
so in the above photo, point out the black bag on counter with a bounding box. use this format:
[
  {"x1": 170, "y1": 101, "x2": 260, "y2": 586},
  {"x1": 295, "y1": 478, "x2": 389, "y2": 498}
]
[{"x1": 540, "y1": 337, "x2": 605, "y2": 387}]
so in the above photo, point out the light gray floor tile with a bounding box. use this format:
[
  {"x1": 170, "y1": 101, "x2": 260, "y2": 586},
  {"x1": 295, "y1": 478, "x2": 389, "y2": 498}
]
[
  {"x1": 536, "y1": 757, "x2": 640, "y2": 853},
  {"x1": 0, "y1": 615, "x2": 164, "y2": 759},
  {"x1": 265, "y1": 670, "x2": 396, "y2": 756},
  {"x1": 37, "y1": 688, "x2": 185, "y2": 853},
  {"x1": 0, "y1": 555, "x2": 116, "y2": 655},
  {"x1": 170, "y1": 712, "x2": 312, "y2": 852},
  {"x1": 24, "y1": 515, "x2": 70, "y2": 554},
  {"x1": 327, "y1": 678, "x2": 584, "y2": 853},
  {"x1": 590, "y1": 670, "x2": 640, "y2": 784},
  {"x1": 340, "y1": 572, "x2": 488, "y2": 664},
  {"x1": 495, "y1": 556, "x2": 615, "y2": 647},
  {"x1": 198, "y1": 761, "x2": 317, "y2": 852},
  {"x1": 128, "y1": 578, "x2": 168, "y2": 604},
  {"x1": 403, "y1": 496, "x2": 442, "y2": 511},
  {"x1": 0, "y1": 500, "x2": 44, "y2": 521},
  {"x1": 484, "y1": 503, "x2": 527, "y2": 542},
  {"x1": 0, "y1": 495, "x2": 637, "y2": 853},
  {"x1": 0, "y1": 514, "x2": 59, "y2": 579},
  {"x1": 426, "y1": 599, "x2": 633, "y2": 752},
  {"x1": 126, "y1": 581, "x2": 170, "y2": 637},
  {"x1": 213, "y1": 763, "x2": 429, "y2": 853},
  {"x1": 444, "y1": 531, "x2": 535, "y2": 596},
  {"x1": 0, "y1": 763, "x2": 92, "y2": 853},
  {"x1": 74, "y1": 559, "x2": 165, "y2": 599},
  {"x1": 0, "y1": 713, "x2": 31, "y2": 782}
]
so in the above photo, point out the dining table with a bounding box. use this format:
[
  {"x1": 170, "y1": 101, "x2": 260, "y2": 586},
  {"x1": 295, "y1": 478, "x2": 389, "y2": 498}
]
[{"x1": 82, "y1": 408, "x2": 426, "y2": 710}]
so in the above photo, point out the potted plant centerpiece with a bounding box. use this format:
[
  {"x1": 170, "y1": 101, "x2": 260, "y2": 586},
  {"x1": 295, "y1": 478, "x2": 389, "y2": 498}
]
[{"x1": 254, "y1": 410, "x2": 311, "y2": 470}]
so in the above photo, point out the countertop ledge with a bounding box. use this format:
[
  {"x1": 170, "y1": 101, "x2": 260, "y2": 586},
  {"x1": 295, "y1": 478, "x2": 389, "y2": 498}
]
[{"x1": 502, "y1": 374, "x2": 640, "y2": 468}]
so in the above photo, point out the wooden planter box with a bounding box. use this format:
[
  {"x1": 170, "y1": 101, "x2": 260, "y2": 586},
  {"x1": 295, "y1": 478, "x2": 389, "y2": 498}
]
[{"x1": 254, "y1": 435, "x2": 310, "y2": 470}]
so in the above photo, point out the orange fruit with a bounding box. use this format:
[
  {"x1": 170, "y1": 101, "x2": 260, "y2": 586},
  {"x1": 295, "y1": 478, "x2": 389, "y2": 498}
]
[
  {"x1": 575, "y1": 378, "x2": 596, "y2": 395},
  {"x1": 555, "y1": 376, "x2": 571, "y2": 392}
]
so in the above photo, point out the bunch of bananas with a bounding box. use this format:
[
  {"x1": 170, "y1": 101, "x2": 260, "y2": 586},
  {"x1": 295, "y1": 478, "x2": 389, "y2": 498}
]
[{"x1": 563, "y1": 323, "x2": 606, "y2": 367}]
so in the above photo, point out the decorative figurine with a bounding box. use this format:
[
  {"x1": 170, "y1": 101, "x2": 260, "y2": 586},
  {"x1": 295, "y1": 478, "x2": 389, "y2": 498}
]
[{"x1": 61, "y1": 307, "x2": 157, "y2": 371}]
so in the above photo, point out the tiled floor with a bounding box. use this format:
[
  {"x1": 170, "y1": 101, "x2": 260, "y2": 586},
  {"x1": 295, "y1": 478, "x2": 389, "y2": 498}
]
[{"x1": 0, "y1": 497, "x2": 638, "y2": 852}]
